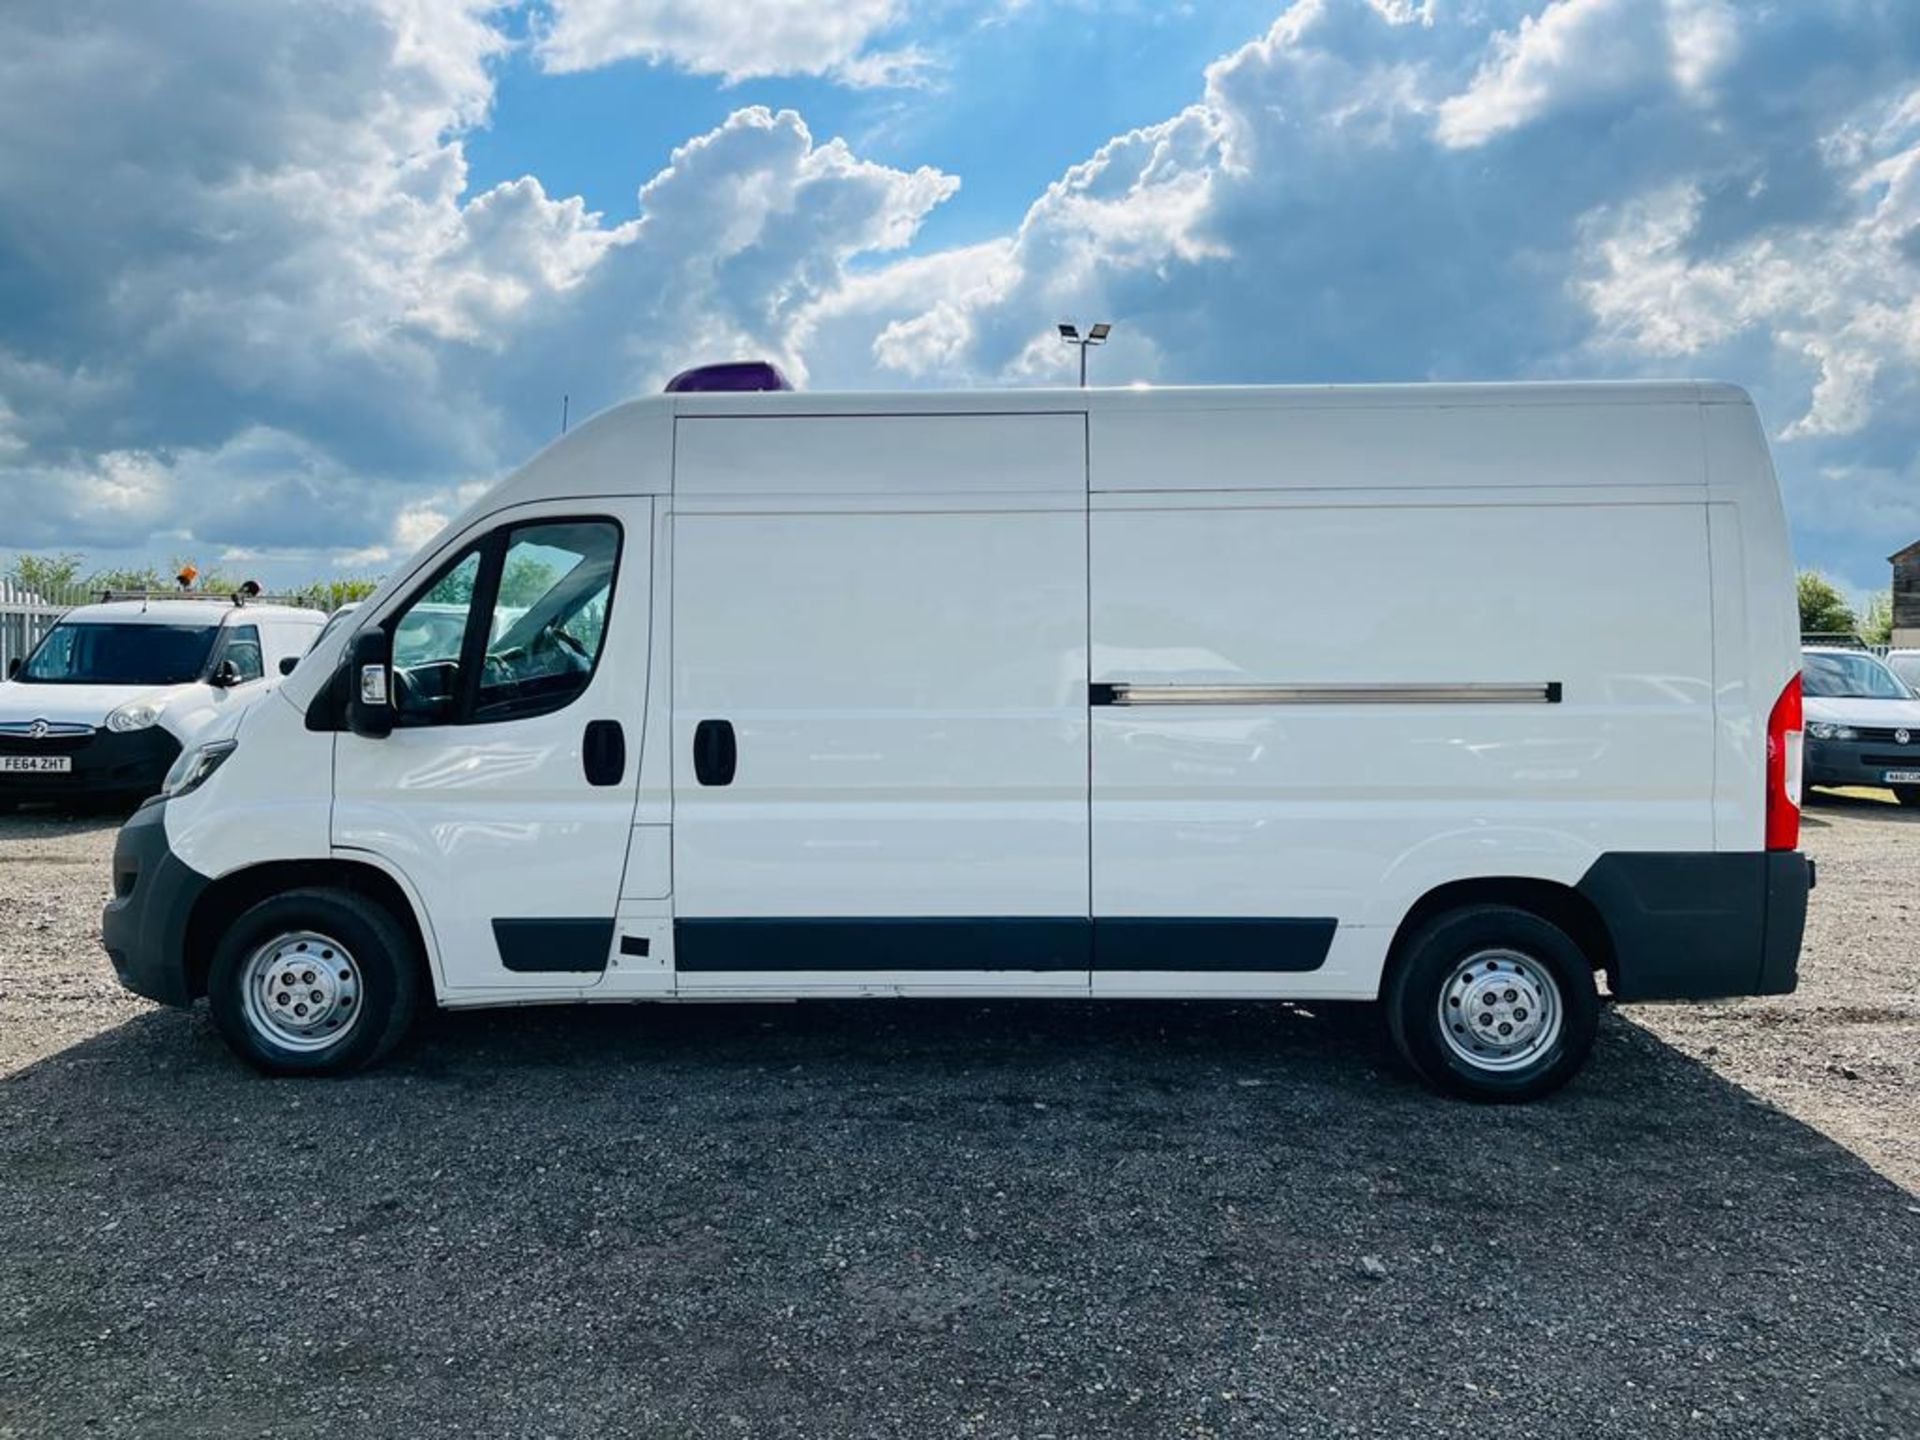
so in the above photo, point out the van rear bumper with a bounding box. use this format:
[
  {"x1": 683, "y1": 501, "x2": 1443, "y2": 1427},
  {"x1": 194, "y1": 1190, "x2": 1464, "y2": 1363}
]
[
  {"x1": 1577, "y1": 851, "x2": 1811, "y2": 1002},
  {"x1": 100, "y1": 798, "x2": 210, "y2": 1007}
]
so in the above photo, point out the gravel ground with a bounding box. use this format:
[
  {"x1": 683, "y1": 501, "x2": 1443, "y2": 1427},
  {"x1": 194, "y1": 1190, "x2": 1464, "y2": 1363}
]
[{"x1": 0, "y1": 799, "x2": 1915, "y2": 1439}]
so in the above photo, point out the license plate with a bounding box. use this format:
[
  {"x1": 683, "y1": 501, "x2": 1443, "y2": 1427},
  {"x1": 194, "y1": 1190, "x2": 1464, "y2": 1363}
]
[
  {"x1": 1885, "y1": 770, "x2": 1920, "y2": 784},
  {"x1": 0, "y1": 756, "x2": 71, "y2": 773}
]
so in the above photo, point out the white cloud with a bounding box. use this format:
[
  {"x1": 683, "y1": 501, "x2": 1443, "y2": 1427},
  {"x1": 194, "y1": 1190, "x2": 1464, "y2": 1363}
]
[
  {"x1": 0, "y1": 4, "x2": 953, "y2": 568},
  {"x1": 537, "y1": 0, "x2": 920, "y2": 84},
  {"x1": 1436, "y1": 0, "x2": 1738, "y2": 150},
  {"x1": 6, "y1": 0, "x2": 1920, "y2": 595}
]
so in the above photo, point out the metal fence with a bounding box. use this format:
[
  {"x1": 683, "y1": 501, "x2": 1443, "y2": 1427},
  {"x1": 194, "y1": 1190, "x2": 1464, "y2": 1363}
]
[
  {"x1": 0, "y1": 580, "x2": 90, "y2": 676},
  {"x1": 1801, "y1": 632, "x2": 1893, "y2": 657}
]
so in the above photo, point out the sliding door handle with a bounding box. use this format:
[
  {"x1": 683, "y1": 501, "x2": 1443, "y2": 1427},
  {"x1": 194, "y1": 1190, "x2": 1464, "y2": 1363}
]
[{"x1": 694, "y1": 719, "x2": 737, "y2": 787}]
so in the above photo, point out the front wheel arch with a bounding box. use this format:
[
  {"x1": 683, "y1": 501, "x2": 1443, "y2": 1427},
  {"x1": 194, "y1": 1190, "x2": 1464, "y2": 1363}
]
[{"x1": 183, "y1": 859, "x2": 432, "y2": 1003}]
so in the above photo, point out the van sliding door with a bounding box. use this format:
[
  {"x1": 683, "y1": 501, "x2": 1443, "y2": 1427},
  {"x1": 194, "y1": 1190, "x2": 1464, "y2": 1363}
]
[{"x1": 670, "y1": 414, "x2": 1091, "y2": 991}]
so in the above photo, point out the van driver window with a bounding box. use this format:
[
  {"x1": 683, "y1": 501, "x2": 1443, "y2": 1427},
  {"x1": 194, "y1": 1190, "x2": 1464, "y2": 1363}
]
[
  {"x1": 221, "y1": 624, "x2": 265, "y2": 683},
  {"x1": 474, "y1": 521, "x2": 619, "y2": 722},
  {"x1": 390, "y1": 550, "x2": 481, "y2": 724}
]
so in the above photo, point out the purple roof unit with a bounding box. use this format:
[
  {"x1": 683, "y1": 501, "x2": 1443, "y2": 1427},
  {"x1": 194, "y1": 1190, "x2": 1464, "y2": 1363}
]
[{"x1": 664, "y1": 361, "x2": 794, "y2": 394}]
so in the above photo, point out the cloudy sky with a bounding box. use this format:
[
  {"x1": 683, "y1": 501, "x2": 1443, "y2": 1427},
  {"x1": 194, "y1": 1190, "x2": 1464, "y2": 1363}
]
[{"x1": 3, "y1": 0, "x2": 1919, "y2": 594}]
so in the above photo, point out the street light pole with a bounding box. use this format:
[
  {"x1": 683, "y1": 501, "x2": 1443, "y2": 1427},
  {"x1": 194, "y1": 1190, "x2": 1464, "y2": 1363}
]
[{"x1": 1058, "y1": 322, "x2": 1113, "y2": 388}]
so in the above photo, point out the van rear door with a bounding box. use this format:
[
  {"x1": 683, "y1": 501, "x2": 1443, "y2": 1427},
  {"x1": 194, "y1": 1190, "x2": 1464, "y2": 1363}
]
[{"x1": 670, "y1": 413, "x2": 1091, "y2": 991}]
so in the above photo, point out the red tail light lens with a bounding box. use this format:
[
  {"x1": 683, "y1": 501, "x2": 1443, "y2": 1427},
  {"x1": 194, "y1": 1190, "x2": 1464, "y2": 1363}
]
[{"x1": 1765, "y1": 674, "x2": 1802, "y2": 851}]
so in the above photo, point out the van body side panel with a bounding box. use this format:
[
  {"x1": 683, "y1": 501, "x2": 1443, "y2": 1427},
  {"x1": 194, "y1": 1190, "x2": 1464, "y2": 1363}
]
[
  {"x1": 1093, "y1": 401, "x2": 1705, "y2": 494},
  {"x1": 670, "y1": 414, "x2": 1092, "y2": 990},
  {"x1": 1089, "y1": 495, "x2": 1717, "y2": 997}
]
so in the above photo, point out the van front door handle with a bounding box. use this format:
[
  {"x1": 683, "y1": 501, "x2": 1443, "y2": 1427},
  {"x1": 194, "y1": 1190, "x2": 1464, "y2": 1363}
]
[
  {"x1": 583, "y1": 719, "x2": 625, "y2": 787},
  {"x1": 694, "y1": 719, "x2": 737, "y2": 787}
]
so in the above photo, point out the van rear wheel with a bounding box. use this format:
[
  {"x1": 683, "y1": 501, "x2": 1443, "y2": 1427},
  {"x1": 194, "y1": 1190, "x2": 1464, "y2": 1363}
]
[
  {"x1": 1385, "y1": 904, "x2": 1599, "y2": 1102},
  {"x1": 207, "y1": 887, "x2": 419, "y2": 1076}
]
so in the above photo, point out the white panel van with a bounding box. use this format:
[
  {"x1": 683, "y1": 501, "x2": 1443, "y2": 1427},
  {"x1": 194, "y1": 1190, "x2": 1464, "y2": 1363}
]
[
  {"x1": 100, "y1": 381, "x2": 1811, "y2": 1100},
  {"x1": 2, "y1": 595, "x2": 324, "y2": 809}
]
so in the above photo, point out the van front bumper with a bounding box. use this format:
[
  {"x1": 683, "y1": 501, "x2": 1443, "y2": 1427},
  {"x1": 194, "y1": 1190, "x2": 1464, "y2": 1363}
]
[
  {"x1": 0, "y1": 726, "x2": 181, "y2": 805},
  {"x1": 100, "y1": 799, "x2": 210, "y2": 1007},
  {"x1": 1805, "y1": 736, "x2": 1920, "y2": 789},
  {"x1": 1578, "y1": 851, "x2": 1812, "y2": 1002}
]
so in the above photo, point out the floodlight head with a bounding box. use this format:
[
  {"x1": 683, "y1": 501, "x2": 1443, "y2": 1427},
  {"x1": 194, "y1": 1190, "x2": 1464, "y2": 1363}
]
[
  {"x1": 1089, "y1": 323, "x2": 1113, "y2": 342},
  {"x1": 1057, "y1": 323, "x2": 1080, "y2": 341}
]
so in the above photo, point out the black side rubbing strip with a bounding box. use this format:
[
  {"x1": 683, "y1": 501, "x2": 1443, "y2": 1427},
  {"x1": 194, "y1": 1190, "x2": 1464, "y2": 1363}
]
[
  {"x1": 694, "y1": 719, "x2": 737, "y2": 787},
  {"x1": 675, "y1": 918, "x2": 1090, "y2": 973},
  {"x1": 1093, "y1": 917, "x2": 1336, "y2": 972},
  {"x1": 492, "y1": 918, "x2": 614, "y2": 974},
  {"x1": 672, "y1": 917, "x2": 1337, "y2": 974}
]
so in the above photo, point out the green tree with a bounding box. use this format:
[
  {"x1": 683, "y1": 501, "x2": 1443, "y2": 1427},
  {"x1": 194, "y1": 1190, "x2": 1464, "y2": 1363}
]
[
  {"x1": 86, "y1": 563, "x2": 171, "y2": 593},
  {"x1": 1859, "y1": 590, "x2": 1895, "y2": 645},
  {"x1": 298, "y1": 575, "x2": 382, "y2": 612},
  {"x1": 7, "y1": 552, "x2": 83, "y2": 593},
  {"x1": 498, "y1": 555, "x2": 558, "y2": 608},
  {"x1": 1797, "y1": 570, "x2": 1857, "y2": 637}
]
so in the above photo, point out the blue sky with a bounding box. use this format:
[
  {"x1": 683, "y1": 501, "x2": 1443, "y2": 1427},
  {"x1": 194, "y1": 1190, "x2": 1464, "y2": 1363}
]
[{"x1": 3, "y1": 0, "x2": 1920, "y2": 599}]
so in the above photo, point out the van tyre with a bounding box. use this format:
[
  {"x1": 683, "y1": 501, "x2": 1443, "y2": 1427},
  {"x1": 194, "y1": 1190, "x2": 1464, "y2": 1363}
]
[
  {"x1": 1894, "y1": 786, "x2": 1920, "y2": 809},
  {"x1": 1385, "y1": 904, "x2": 1600, "y2": 1103},
  {"x1": 207, "y1": 887, "x2": 420, "y2": 1076}
]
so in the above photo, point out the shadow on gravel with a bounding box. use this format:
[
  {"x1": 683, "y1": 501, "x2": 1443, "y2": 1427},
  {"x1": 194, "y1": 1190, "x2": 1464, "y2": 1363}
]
[{"x1": 2, "y1": 999, "x2": 1915, "y2": 1439}]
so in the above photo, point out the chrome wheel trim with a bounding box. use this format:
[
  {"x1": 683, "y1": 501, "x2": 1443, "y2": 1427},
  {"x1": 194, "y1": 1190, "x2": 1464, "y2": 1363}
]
[
  {"x1": 239, "y1": 930, "x2": 363, "y2": 1053},
  {"x1": 1436, "y1": 947, "x2": 1563, "y2": 1074}
]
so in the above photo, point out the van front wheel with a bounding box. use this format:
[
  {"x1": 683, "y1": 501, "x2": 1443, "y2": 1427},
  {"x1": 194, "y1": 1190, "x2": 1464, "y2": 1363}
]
[
  {"x1": 207, "y1": 888, "x2": 419, "y2": 1076},
  {"x1": 1384, "y1": 905, "x2": 1600, "y2": 1102}
]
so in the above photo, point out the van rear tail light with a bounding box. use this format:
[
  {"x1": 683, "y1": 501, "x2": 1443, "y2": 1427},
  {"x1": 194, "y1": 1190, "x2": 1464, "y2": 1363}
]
[{"x1": 1765, "y1": 674, "x2": 1802, "y2": 851}]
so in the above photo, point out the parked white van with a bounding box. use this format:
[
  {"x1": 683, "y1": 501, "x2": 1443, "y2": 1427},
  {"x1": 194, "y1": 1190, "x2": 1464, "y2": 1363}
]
[
  {"x1": 101, "y1": 378, "x2": 1811, "y2": 1100},
  {"x1": 2, "y1": 594, "x2": 325, "y2": 809}
]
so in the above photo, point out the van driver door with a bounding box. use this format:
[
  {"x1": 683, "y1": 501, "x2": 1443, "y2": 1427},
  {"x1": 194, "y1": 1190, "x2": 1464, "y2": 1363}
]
[{"x1": 332, "y1": 500, "x2": 652, "y2": 993}]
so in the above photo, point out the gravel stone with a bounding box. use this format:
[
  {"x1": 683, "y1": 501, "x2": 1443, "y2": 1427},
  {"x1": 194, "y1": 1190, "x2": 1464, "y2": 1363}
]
[{"x1": 0, "y1": 795, "x2": 1915, "y2": 1438}]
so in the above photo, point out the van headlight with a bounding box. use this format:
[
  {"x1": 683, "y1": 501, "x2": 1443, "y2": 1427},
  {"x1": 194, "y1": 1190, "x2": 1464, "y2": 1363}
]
[
  {"x1": 1806, "y1": 722, "x2": 1856, "y2": 741},
  {"x1": 106, "y1": 700, "x2": 166, "y2": 733},
  {"x1": 161, "y1": 739, "x2": 236, "y2": 799}
]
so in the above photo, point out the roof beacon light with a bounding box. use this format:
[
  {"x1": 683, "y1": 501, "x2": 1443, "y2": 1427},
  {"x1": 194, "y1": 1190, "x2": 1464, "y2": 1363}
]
[{"x1": 664, "y1": 361, "x2": 794, "y2": 394}]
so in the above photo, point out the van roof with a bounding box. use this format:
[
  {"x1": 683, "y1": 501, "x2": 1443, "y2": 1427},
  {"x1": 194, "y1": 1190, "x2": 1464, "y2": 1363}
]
[
  {"x1": 60, "y1": 600, "x2": 326, "y2": 626},
  {"x1": 661, "y1": 378, "x2": 1750, "y2": 418}
]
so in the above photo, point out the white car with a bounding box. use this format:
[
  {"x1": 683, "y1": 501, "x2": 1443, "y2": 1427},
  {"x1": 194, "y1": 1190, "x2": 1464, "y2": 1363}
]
[
  {"x1": 1885, "y1": 648, "x2": 1920, "y2": 695},
  {"x1": 0, "y1": 596, "x2": 325, "y2": 809},
  {"x1": 1801, "y1": 646, "x2": 1920, "y2": 807},
  {"x1": 100, "y1": 374, "x2": 1808, "y2": 1102}
]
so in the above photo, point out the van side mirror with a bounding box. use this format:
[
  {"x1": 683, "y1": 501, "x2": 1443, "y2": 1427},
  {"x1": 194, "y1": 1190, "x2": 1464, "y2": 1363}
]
[
  {"x1": 5, "y1": 657, "x2": 18, "y2": 679},
  {"x1": 347, "y1": 629, "x2": 394, "y2": 739},
  {"x1": 210, "y1": 659, "x2": 241, "y2": 689},
  {"x1": 278, "y1": 655, "x2": 299, "y2": 677}
]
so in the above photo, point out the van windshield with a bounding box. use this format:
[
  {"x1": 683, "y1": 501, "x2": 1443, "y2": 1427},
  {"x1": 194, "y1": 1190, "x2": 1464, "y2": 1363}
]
[
  {"x1": 17, "y1": 623, "x2": 220, "y2": 686},
  {"x1": 1801, "y1": 651, "x2": 1913, "y2": 701}
]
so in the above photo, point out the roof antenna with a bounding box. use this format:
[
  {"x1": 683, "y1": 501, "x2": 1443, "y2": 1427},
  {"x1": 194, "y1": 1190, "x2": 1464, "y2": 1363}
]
[{"x1": 561, "y1": 394, "x2": 569, "y2": 435}]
